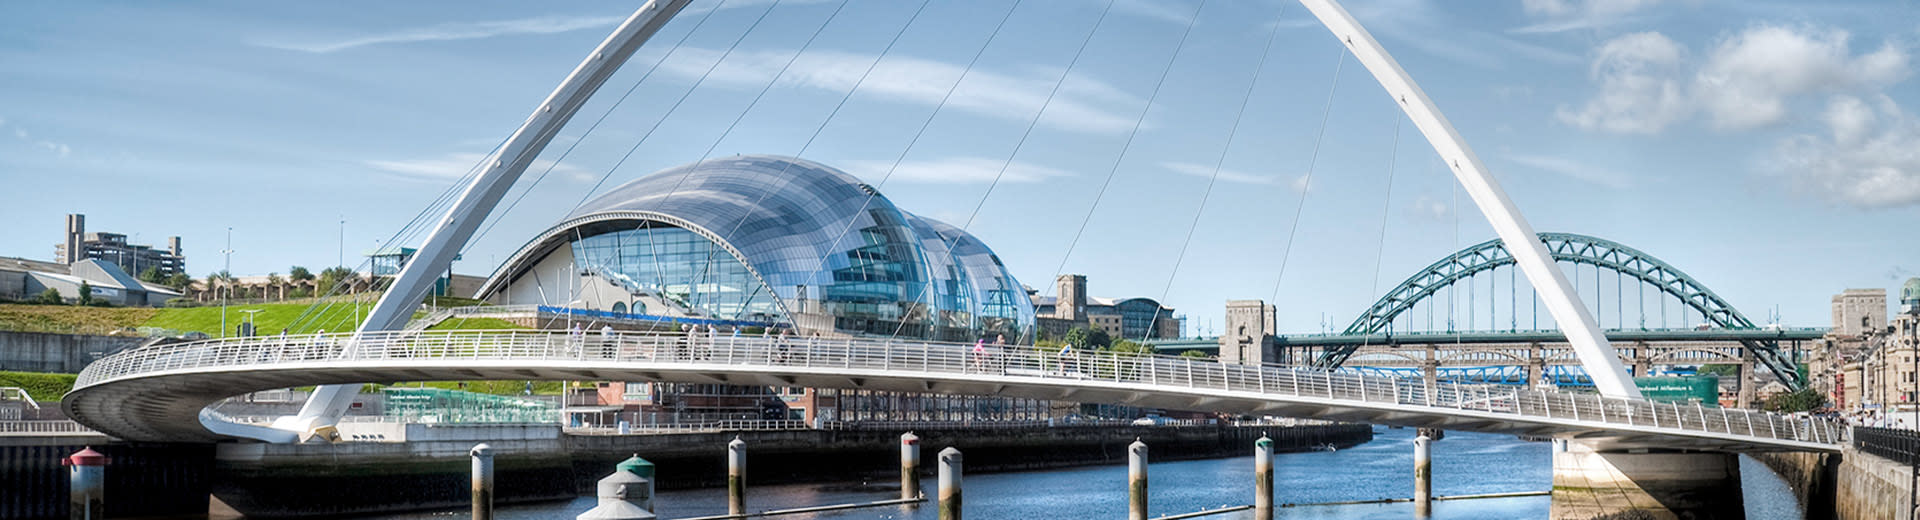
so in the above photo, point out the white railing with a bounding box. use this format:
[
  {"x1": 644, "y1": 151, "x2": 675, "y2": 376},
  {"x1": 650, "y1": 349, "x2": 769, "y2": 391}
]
[
  {"x1": 0, "y1": 420, "x2": 98, "y2": 435},
  {"x1": 73, "y1": 329, "x2": 1847, "y2": 447}
]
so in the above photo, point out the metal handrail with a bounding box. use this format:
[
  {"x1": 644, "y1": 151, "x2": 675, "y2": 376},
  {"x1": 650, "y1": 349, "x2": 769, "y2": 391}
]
[
  {"x1": 72, "y1": 329, "x2": 1847, "y2": 446},
  {"x1": 0, "y1": 420, "x2": 98, "y2": 435}
]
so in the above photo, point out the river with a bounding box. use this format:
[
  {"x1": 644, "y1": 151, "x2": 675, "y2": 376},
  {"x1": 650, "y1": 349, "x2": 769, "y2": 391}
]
[{"x1": 372, "y1": 426, "x2": 1805, "y2": 519}]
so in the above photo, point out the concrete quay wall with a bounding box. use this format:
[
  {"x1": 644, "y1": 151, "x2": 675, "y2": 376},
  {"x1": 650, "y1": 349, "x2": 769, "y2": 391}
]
[
  {"x1": 0, "y1": 331, "x2": 145, "y2": 373},
  {"x1": 1754, "y1": 447, "x2": 1911, "y2": 520}
]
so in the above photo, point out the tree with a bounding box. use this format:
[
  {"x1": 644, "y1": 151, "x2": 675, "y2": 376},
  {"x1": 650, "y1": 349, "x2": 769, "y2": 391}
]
[
  {"x1": 138, "y1": 266, "x2": 164, "y2": 283},
  {"x1": 266, "y1": 273, "x2": 286, "y2": 300},
  {"x1": 317, "y1": 266, "x2": 358, "y2": 295},
  {"x1": 289, "y1": 266, "x2": 314, "y2": 281},
  {"x1": 163, "y1": 273, "x2": 192, "y2": 291},
  {"x1": 1062, "y1": 327, "x2": 1111, "y2": 349},
  {"x1": 33, "y1": 288, "x2": 62, "y2": 305},
  {"x1": 77, "y1": 281, "x2": 94, "y2": 306},
  {"x1": 1179, "y1": 349, "x2": 1212, "y2": 359},
  {"x1": 1107, "y1": 339, "x2": 1153, "y2": 355},
  {"x1": 1762, "y1": 387, "x2": 1828, "y2": 413}
]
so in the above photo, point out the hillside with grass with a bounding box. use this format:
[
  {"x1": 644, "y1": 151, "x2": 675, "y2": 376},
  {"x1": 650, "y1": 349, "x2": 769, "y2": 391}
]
[
  {"x1": 1, "y1": 295, "x2": 524, "y2": 337},
  {"x1": 0, "y1": 371, "x2": 77, "y2": 401}
]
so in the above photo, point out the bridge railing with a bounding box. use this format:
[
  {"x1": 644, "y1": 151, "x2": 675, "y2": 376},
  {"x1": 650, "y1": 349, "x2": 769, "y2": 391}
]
[{"x1": 74, "y1": 329, "x2": 1845, "y2": 446}]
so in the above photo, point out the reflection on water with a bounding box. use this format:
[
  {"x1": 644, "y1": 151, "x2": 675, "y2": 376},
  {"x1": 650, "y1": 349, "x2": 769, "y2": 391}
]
[{"x1": 365, "y1": 427, "x2": 1804, "y2": 519}]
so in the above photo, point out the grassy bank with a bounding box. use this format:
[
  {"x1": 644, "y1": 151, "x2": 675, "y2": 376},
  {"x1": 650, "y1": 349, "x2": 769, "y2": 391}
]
[
  {"x1": 0, "y1": 304, "x2": 158, "y2": 333},
  {"x1": 0, "y1": 371, "x2": 78, "y2": 401}
]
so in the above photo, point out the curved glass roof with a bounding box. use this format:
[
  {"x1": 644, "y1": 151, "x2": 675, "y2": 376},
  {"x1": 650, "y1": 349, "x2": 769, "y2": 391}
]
[{"x1": 530, "y1": 154, "x2": 1034, "y2": 342}]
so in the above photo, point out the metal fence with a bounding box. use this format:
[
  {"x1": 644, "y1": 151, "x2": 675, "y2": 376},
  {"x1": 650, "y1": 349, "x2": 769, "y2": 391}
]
[
  {"x1": 0, "y1": 420, "x2": 98, "y2": 435},
  {"x1": 1854, "y1": 426, "x2": 1920, "y2": 466},
  {"x1": 74, "y1": 329, "x2": 1847, "y2": 447}
]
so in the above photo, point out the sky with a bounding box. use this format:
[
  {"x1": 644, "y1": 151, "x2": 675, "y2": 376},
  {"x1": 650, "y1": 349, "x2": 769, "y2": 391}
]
[{"x1": 2, "y1": 0, "x2": 1917, "y2": 335}]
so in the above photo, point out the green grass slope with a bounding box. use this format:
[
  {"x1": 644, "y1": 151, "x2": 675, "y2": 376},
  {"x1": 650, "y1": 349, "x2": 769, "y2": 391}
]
[{"x1": 0, "y1": 371, "x2": 78, "y2": 401}]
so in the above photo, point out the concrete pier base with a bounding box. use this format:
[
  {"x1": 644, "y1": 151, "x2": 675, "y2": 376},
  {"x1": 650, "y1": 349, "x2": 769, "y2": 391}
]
[{"x1": 1549, "y1": 440, "x2": 1743, "y2": 520}]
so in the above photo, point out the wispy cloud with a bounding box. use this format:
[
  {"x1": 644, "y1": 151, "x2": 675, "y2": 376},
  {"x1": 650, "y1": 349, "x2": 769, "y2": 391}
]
[
  {"x1": 365, "y1": 152, "x2": 591, "y2": 183},
  {"x1": 658, "y1": 47, "x2": 1144, "y2": 134},
  {"x1": 843, "y1": 157, "x2": 1072, "y2": 185},
  {"x1": 1513, "y1": 0, "x2": 1664, "y2": 34},
  {"x1": 1, "y1": 117, "x2": 72, "y2": 158},
  {"x1": 1161, "y1": 161, "x2": 1280, "y2": 186},
  {"x1": 260, "y1": 15, "x2": 624, "y2": 53},
  {"x1": 1406, "y1": 194, "x2": 1451, "y2": 221},
  {"x1": 1341, "y1": 0, "x2": 1581, "y2": 69},
  {"x1": 1504, "y1": 153, "x2": 1631, "y2": 188}
]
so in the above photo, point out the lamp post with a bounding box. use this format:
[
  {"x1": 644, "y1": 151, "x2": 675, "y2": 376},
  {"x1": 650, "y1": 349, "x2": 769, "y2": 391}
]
[{"x1": 220, "y1": 227, "x2": 234, "y2": 338}]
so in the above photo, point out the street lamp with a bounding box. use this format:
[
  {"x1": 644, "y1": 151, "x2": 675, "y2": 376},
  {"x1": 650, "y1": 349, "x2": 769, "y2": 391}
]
[{"x1": 220, "y1": 227, "x2": 234, "y2": 338}]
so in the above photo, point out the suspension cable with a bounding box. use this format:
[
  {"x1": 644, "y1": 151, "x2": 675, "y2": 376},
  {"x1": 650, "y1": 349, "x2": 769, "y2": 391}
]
[
  {"x1": 569, "y1": 0, "x2": 784, "y2": 211},
  {"x1": 800, "y1": 0, "x2": 1027, "y2": 296},
  {"x1": 1355, "y1": 114, "x2": 1404, "y2": 351},
  {"x1": 1265, "y1": 49, "x2": 1346, "y2": 307},
  {"x1": 1139, "y1": 0, "x2": 1281, "y2": 344},
  {"x1": 880, "y1": 0, "x2": 1122, "y2": 343},
  {"x1": 466, "y1": 0, "x2": 731, "y2": 253},
  {"x1": 1045, "y1": 0, "x2": 1208, "y2": 304},
  {"x1": 656, "y1": 0, "x2": 856, "y2": 315}
]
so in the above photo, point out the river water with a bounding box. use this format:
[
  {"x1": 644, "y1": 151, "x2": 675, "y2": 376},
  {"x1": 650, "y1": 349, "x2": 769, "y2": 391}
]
[{"x1": 380, "y1": 427, "x2": 1805, "y2": 519}]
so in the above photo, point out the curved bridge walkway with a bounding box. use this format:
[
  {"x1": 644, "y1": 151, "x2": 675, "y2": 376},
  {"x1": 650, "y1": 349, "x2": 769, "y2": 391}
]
[{"x1": 66, "y1": 330, "x2": 1843, "y2": 452}]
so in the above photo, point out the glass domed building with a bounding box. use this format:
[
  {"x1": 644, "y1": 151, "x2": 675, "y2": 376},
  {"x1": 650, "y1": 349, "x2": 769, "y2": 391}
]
[{"x1": 477, "y1": 155, "x2": 1034, "y2": 343}]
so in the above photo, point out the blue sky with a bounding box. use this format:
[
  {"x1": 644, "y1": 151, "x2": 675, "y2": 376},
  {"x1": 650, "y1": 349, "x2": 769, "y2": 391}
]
[{"x1": 2, "y1": 0, "x2": 1916, "y2": 334}]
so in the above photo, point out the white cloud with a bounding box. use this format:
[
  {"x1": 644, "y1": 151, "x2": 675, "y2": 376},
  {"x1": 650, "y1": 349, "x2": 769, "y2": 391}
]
[
  {"x1": 1504, "y1": 153, "x2": 1632, "y2": 188},
  {"x1": 843, "y1": 157, "x2": 1072, "y2": 185},
  {"x1": 365, "y1": 152, "x2": 593, "y2": 183},
  {"x1": 1775, "y1": 94, "x2": 1920, "y2": 208},
  {"x1": 1515, "y1": 0, "x2": 1664, "y2": 34},
  {"x1": 1346, "y1": 0, "x2": 1581, "y2": 68},
  {"x1": 1290, "y1": 174, "x2": 1312, "y2": 194},
  {"x1": 658, "y1": 48, "x2": 1142, "y2": 134},
  {"x1": 1407, "y1": 194, "x2": 1450, "y2": 220},
  {"x1": 3, "y1": 118, "x2": 71, "y2": 158},
  {"x1": 1560, "y1": 25, "x2": 1911, "y2": 134},
  {"x1": 260, "y1": 15, "x2": 624, "y2": 53},
  {"x1": 1160, "y1": 161, "x2": 1279, "y2": 186},
  {"x1": 1556, "y1": 32, "x2": 1689, "y2": 134},
  {"x1": 1695, "y1": 25, "x2": 1910, "y2": 130}
]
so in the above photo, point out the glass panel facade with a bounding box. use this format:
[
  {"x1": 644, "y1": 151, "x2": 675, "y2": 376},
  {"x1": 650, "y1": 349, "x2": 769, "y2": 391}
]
[
  {"x1": 572, "y1": 225, "x2": 788, "y2": 324},
  {"x1": 507, "y1": 155, "x2": 1034, "y2": 342}
]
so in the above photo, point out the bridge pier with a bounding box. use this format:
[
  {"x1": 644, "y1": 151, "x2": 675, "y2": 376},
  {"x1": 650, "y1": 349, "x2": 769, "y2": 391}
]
[
  {"x1": 1735, "y1": 349, "x2": 1756, "y2": 408},
  {"x1": 1549, "y1": 440, "x2": 1743, "y2": 520}
]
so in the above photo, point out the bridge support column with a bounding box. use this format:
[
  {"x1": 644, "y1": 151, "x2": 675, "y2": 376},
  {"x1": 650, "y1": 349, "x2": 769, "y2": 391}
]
[
  {"x1": 1735, "y1": 349, "x2": 1756, "y2": 409},
  {"x1": 1526, "y1": 342, "x2": 1545, "y2": 387},
  {"x1": 1632, "y1": 342, "x2": 1652, "y2": 377},
  {"x1": 1549, "y1": 441, "x2": 1743, "y2": 520},
  {"x1": 727, "y1": 437, "x2": 746, "y2": 516}
]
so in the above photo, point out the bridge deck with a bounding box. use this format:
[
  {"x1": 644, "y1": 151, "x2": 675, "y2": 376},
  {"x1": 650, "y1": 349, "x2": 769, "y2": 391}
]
[{"x1": 65, "y1": 331, "x2": 1842, "y2": 452}]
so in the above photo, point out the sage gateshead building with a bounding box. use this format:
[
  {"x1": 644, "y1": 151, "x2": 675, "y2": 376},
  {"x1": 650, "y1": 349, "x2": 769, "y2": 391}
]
[{"x1": 477, "y1": 154, "x2": 1036, "y2": 344}]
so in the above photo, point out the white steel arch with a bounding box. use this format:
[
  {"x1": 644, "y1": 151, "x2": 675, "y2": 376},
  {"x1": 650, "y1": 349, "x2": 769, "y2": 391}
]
[
  {"x1": 1293, "y1": 1, "x2": 1639, "y2": 398},
  {"x1": 265, "y1": 0, "x2": 1638, "y2": 443}
]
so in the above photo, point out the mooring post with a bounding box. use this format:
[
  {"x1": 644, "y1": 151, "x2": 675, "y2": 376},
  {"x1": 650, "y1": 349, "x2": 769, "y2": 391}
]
[
  {"x1": 901, "y1": 432, "x2": 922, "y2": 500},
  {"x1": 938, "y1": 447, "x2": 962, "y2": 520},
  {"x1": 728, "y1": 436, "x2": 747, "y2": 516},
  {"x1": 1129, "y1": 439, "x2": 1148, "y2": 520},
  {"x1": 65, "y1": 447, "x2": 106, "y2": 520},
  {"x1": 472, "y1": 443, "x2": 495, "y2": 520},
  {"x1": 1254, "y1": 435, "x2": 1274, "y2": 520},
  {"x1": 1414, "y1": 434, "x2": 1432, "y2": 517}
]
